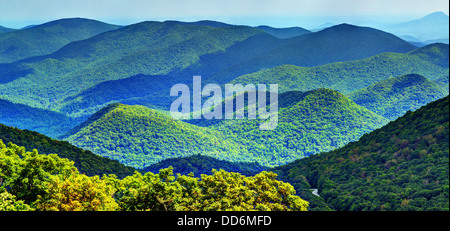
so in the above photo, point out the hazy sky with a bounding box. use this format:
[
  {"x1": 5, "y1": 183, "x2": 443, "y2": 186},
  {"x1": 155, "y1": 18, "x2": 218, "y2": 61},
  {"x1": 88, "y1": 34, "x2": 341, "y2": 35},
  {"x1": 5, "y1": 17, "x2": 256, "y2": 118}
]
[{"x1": 0, "y1": 0, "x2": 448, "y2": 28}]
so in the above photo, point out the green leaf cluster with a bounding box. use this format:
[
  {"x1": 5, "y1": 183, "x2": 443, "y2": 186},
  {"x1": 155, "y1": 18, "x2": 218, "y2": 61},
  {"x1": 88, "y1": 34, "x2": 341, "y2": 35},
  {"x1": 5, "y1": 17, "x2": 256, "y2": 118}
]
[
  {"x1": 110, "y1": 167, "x2": 308, "y2": 211},
  {"x1": 62, "y1": 89, "x2": 388, "y2": 168},
  {"x1": 231, "y1": 43, "x2": 448, "y2": 95},
  {"x1": 63, "y1": 103, "x2": 252, "y2": 169},
  {"x1": 348, "y1": 74, "x2": 449, "y2": 120},
  {"x1": 273, "y1": 96, "x2": 449, "y2": 211},
  {"x1": 0, "y1": 139, "x2": 308, "y2": 211}
]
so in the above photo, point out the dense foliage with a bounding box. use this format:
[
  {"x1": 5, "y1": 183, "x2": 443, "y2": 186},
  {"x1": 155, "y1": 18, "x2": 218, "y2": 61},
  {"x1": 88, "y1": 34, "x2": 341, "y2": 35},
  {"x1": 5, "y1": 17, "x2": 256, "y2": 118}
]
[
  {"x1": 0, "y1": 21, "x2": 264, "y2": 112},
  {"x1": 62, "y1": 103, "x2": 252, "y2": 169},
  {"x1": 273, "y1": 96, "x2": 449, "y2": 211},
  {"x1": 348, "y1": 74, "x2": 449, "y2": 120},
  {"x1": 203, "y1": 89, "x2": 388, "y2": 166},
  {"x1": 0, "y1": 123, "x2": 136, "y2": 178},
  {"x1": 231, "y1": 43, "x2": 449, "y2": 94},
  {"x1": 63, "y1": 89, "x2": 388, "y2": 168},
  {"x1": 143, "y1": 154, "x2": 268, "y2": 177},
  {"x1": 0, "y1": 140, "x2": 308, "y2": 211}
]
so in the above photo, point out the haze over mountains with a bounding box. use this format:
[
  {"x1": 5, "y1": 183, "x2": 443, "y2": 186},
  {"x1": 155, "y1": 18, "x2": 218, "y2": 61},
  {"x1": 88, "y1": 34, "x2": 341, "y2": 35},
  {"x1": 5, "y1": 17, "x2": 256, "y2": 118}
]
[{"x1": 380, "y1": 11, "x2": 449, "y2": 45}]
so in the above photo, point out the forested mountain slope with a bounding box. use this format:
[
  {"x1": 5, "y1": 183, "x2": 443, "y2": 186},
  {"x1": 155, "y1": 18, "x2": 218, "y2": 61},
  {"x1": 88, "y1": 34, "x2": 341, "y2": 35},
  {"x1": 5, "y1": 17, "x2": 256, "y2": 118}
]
[
  {"x1": 204, "y1": 89, "x2": 389, "y2": 166},
  {"x1": 62, "y1": 103, "x2": 253, "y2": 169},
  {"x1": 0, "y1": 21, "x2": 265, "y2": 110},
  {"x1": 273, "y1": 96, "x2": 449, "y2": 211},
  {"x1": 230, "y1": 43, "x2": 449, "y2": 94},
  {"x1": 348, "y1": 74, "x2": 449, "y2": 120}
]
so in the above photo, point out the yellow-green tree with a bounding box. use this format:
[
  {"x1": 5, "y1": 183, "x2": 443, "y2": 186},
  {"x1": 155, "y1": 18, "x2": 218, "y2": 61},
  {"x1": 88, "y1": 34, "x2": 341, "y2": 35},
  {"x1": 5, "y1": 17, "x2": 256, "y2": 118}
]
[
  {"x1": 1, "y1": 139, "x2": 117, "y2": 211},
  {"x1": 33, "y1": 174, "x2": 118, "y2": 211},
  {"x1": 112, "y1": 167, "x2": 308, "y2": 211},
  {"x1": 2, "y1": 139, "x2": 308, "y2": 211},
  {"x1": 0, "y1": 140, "x2": 78, "y2": 204},
  {"x1": 179, "y1": 170, "x2": 308, "y2": 211},
  {"x1": 0, "y1": 191, "x2": 33, "y2": 211}
]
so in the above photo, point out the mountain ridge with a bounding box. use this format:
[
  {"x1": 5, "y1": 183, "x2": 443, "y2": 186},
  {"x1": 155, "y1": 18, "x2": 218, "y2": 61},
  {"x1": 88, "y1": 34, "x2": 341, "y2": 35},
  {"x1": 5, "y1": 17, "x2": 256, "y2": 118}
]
[
  {"x1": 0, "y1": 17, "x2": 121, "y2": 63},
  {"x1": 273, "y1": 95, "x2": 449, "y2": 211},
  {"x1": 348, "y1": 74, "x2": 449, "y2": 120}
]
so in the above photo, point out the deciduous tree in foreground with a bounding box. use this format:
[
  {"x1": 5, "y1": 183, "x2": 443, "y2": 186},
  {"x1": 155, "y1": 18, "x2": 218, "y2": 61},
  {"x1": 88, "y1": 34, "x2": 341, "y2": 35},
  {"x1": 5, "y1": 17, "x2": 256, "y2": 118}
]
[{"x1": 0, "y1": 139, "x2": 308, "y2": 211}]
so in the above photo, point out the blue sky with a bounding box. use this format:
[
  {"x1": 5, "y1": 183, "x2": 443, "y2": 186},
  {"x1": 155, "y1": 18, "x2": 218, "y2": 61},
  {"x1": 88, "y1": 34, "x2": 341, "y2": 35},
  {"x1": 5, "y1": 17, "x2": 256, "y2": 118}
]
[{"x1": 0, "y1": 0, "x2": 448, "y2": 28}]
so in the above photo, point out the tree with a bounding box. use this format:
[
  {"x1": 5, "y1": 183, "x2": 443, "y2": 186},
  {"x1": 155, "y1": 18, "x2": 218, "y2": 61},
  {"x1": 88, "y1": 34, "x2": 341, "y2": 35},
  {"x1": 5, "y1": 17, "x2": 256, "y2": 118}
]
[
  {"x1": 33, "y1": 174, "x2": 118, "y2": 211},
  {"x1": 112, "y1": 167, "x2": 309, "y2": 211}
]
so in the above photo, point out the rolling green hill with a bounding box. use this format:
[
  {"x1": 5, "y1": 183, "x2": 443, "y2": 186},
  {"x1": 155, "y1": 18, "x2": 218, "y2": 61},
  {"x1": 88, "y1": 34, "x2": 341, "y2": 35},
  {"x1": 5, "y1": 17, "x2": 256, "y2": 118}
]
[
  {"x1": 348, "y1": 74, "x2": 449, "y2": 120},
  {"x1": 59, "y1": 32, "x2": 284, "y2": 117},
  {"x1": 0, "y1": 123, "x2": 136, "y2": 178},
  {"x1": 213, "y1": 89, "x2": 389, "y2": 166},
  {"x1": 255, "y1": 25, "x2": 311, "y2": 39},
  {"x1": 0, "y1": 18, "x2": 121, "y2": 63},
  {"x1": 272, "y1": 96, "x2": 449, "y2": 211},
  {"x1": 207, "y1": 23, "x2": 418, "y2": 84},
  {"x1": 0, "y1": 21, "x2": 265, "y2": 111},
  {"x1": 0, "y1": 25, "x2": 15, "y2": 33},
  {"x1": 62, "y1": 103, "x2": 253, "y2": 169},
  {"x1": 230, "y1": 43, "x2": 449, "y2": 94},
  {"x1": 142, "y1": 154, "x2": 268, "y2": 177},
  {"x1": 188, "y1": 88, "x2": 389, "y2": 166}
]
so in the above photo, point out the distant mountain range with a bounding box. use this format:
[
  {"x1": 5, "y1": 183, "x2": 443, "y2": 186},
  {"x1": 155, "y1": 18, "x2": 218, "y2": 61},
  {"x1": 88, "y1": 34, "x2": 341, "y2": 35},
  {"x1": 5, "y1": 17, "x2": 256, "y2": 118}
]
[
  {"x1": 206, "y1": 23, "x2": 417, "y2": 85},
  {"x1": 231, "y1": 43, "x2": 448, "y2": 95},
  {"x1": 273, "y1": 95, "x2": 449, "y2": 211},
  {"x1": 348, "y1": 74, "x2": 449, "y2": 120},
  {"x1": 165, "y1": 19, "x2": 312, "y2": 39},
  {"x1": 0, "y1": 19, "x2": 430, "y2": 134},
  {"x1": 0, "y1": 18, "x2": 121, "y2": 63},
  {"x1": 255, "y1": 25, "x2": 311, "y2": 39},
  {"x1": 61, "y1": 89, "x2": 388, "y2": 168},
  {"x1": 0, "y1": 15, "x2": 448, "y2": 211},
  {"x1": 382, "y1": 12, "x2": 449, "y2": 45}
]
